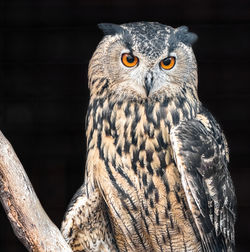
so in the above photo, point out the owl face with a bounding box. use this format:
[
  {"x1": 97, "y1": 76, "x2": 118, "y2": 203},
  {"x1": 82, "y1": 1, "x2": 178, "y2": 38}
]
[{"x1": 89, "y1": 22, "x2": 198, "y2": 101}]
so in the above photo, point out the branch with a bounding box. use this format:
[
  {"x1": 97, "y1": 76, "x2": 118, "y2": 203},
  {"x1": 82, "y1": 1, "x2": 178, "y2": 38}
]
[{"x1": 0, "y1": 131, "x2": 72, "y2": 252}]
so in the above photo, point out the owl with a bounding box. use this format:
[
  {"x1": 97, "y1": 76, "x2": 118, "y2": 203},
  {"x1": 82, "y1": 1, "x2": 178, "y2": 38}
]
[{"x1": 61, "y1": 22, "x2": 236, "y2": 252}]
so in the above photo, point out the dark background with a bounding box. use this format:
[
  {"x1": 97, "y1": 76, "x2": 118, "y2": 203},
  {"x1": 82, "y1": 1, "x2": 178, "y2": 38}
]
[{"x1": 0, "y1": 0, "x2": 249, "y2": 251}]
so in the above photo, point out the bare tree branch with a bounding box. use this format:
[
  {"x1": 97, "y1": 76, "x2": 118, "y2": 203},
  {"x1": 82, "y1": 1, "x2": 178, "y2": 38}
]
[{"x1": 0, "y1": 131, "x2": 72, "y2": 252}]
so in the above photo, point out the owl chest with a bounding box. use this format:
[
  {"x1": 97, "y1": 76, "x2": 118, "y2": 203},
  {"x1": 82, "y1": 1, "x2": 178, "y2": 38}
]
[
  {"x1": 89, "y1": 101, "x2": 177, "y2": 200},
  {"x1": 92, "y1": 103, "x2": 174, "y2": 176},
  {"x1": 87, "y1": 105, "x2": 201, "y2": 251}
]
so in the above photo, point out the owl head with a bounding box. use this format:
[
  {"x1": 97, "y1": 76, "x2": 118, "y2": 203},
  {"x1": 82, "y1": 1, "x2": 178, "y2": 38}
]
[{"x1": 88, "y1": 22, "x2": 198, "y2": 102}]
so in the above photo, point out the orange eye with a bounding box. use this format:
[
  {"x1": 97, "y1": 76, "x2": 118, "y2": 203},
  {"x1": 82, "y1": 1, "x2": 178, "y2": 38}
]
[
  {"x1": 160, "y1": 56, "x2": 176, "y2": 70},
  {"x1": 121, "y1": 53, "x2": 139, "y2": 67}
]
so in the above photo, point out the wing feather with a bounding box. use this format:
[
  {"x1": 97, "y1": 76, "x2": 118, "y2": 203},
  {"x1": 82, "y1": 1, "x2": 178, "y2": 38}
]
[
  {"x1": 61, "y1": 184, "x2": 117, "y2": 252},
  {"x1": 170, "y1": 111, "x2": 236, "y2": 252}
]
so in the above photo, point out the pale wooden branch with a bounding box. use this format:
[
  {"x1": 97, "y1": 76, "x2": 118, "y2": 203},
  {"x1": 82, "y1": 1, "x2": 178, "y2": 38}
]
[{"x1": 0, "y1": 131, "x2": 72, "y2": 252}]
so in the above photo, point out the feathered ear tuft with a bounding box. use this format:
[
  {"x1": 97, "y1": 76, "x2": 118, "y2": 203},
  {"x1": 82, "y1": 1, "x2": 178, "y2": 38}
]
[
  {"x1": 175, "y1": 26, "x2": 198, "y2": 45},
  {"x1": 98, "y1": 23, "x2": 124, "y2": 36}
]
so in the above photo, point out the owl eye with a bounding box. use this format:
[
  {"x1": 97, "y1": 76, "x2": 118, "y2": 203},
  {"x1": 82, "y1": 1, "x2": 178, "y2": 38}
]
[
  {"x1": 160, "y1": 56, "x2": 176, "y2": 70},
  {"x1": 121, "y1": 53, "x2": 139, "y2": 68}
]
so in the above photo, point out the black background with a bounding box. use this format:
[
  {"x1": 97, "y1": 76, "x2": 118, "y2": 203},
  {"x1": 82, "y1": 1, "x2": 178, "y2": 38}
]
[{"x1": 0, "y1": 0, "x2": 250, "y2": 251}]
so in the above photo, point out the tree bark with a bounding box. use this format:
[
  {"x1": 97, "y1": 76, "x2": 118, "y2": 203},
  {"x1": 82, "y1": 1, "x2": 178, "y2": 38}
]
[{"x1": 0, "y1": 131, "x2": 72, "y2": 252}]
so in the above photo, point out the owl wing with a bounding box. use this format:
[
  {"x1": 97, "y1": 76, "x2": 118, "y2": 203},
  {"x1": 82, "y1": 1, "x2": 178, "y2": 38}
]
[
  {"x1": 170, "y1": 110, "x2": 236, "y2": 252},
  {"x1": 61, "y1": 183, "x2": 117, "y2": 252}
]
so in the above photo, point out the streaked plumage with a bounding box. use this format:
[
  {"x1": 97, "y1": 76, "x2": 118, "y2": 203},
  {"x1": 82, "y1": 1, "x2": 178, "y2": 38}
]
[{"x1": 61, "y1": 22, "x2": 236, "y2": 252}]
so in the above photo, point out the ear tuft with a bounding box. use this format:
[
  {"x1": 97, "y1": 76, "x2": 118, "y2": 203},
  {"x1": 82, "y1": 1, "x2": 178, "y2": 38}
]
[
  {"x1": 175, "y1": 26, "x2": 198, "y2": 45},
  {"x1": 98, "y1": 23, "x2": 124, "y2": 36}
]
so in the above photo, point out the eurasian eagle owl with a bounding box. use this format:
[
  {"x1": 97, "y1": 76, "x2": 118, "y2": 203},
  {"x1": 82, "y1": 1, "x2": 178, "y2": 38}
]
[{"x1": 61, "y1": 22, "x2": 236, "y2": 252}]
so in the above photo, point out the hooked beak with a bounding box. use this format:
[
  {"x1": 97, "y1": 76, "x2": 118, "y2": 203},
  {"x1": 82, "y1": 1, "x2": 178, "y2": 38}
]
[{"x1": 144, "y1": 72, "x2": 154, "y2": 96}]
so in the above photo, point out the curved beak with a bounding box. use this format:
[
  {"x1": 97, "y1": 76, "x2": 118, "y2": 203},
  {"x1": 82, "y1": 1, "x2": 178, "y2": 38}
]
[{"x1": 144, "y1": 72, "x2": 154, "y2": 96}]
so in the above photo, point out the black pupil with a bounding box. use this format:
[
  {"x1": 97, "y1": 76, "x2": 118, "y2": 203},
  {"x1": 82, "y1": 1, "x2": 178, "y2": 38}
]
[
  {"x1": 163, "y1": 57, "x2": 171, "y2": 65},
  {"x1": 126, "y1": 55, "x2": 135, "y2": 63}
]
